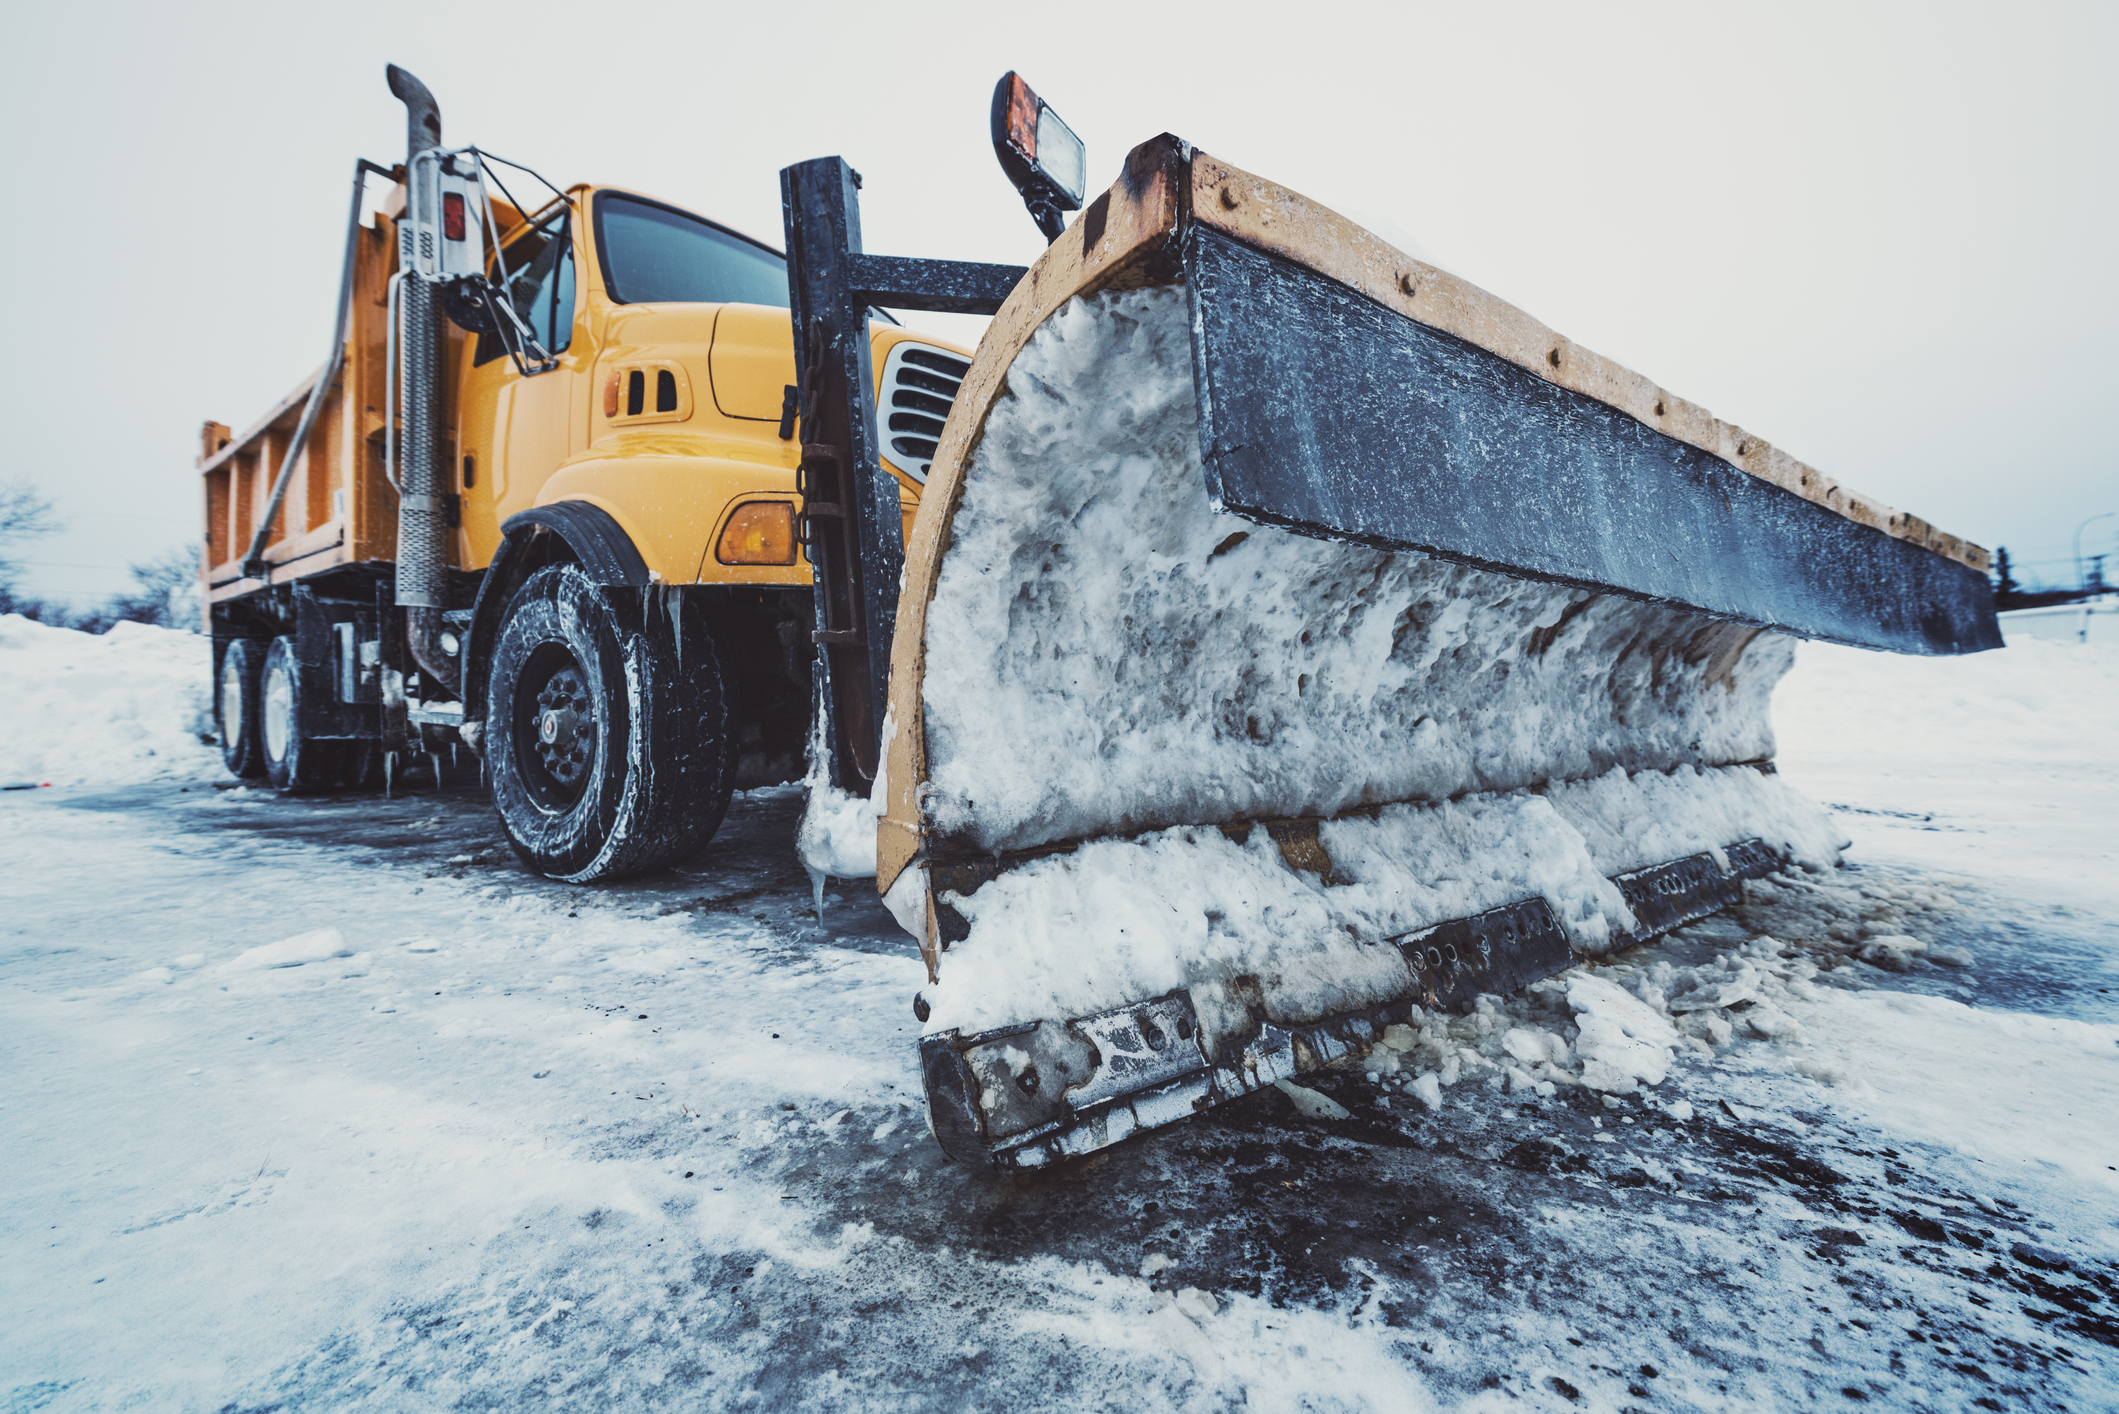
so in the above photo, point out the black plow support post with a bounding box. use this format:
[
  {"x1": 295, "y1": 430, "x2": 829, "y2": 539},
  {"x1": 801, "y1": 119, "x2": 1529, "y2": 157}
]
[
  {"x1": 780, "y1": 155, "x2": 1027, "y2": 790},
  {"x1": 782, "y1": 157, "x2": 897, "y2": 791}
]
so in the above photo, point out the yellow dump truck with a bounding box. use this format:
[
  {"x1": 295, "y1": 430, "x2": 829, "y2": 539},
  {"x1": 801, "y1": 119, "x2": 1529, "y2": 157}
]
[
  {"x1": 203, "y1": 68, "x2": 973, "y2": 879},
  {"x1": 208, "y1": 67, "x2": 2001, "y2": 1167}
]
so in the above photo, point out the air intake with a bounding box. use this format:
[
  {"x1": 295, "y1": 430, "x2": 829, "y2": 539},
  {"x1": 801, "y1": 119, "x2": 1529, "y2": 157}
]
[{"x1": 877, "y1": 341, "x2": 970, "y2": 483}]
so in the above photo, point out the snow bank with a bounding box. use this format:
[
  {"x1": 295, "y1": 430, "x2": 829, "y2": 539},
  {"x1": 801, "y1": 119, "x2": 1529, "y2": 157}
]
[
  {"x1": 1788, "y1": 985, "x2": 2119, "y2": 1188},
  {"x1": 1776, "y1": 635, "x2": 2119, "y2": 907},
  {"x1": 0, "y1": 615, "x2": 220, "y2": 787},
  {"x1": 1999, "y1": 598, "x2": 2117, "y2": 644}
]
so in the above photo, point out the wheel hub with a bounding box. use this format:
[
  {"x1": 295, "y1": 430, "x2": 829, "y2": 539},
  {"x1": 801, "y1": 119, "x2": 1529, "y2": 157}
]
[
  {"x1": 220, "y1": 655, "x2": 243, "y2": 744},
  {"x1": 529, "y1": 663, "x2": 594, "y2": 790}
]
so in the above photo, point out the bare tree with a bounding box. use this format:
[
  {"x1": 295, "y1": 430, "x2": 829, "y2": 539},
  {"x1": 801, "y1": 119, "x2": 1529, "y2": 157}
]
[
  {"x1": 96, "y1": 547, "x2": 202, "y2": 630},
  {"x1": 0, "y1": 482, "x2": 63, "y2": 617}
]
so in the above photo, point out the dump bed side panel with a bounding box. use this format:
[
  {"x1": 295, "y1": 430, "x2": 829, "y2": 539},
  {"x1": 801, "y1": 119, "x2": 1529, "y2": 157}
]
[{"x1": 201, "y1": 201, "x2": 464, "y2": 602}]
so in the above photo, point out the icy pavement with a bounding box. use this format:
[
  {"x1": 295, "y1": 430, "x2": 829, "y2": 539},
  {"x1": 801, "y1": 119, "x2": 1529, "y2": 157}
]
[{"x1": 2, "y1": 635, "x2": 2117, "y2": 1411}]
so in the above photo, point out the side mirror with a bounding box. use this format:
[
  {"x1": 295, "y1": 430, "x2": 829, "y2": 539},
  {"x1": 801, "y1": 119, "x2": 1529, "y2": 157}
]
[{"x1": 990, "y1": 72, "x2": 1086, "y2": 244}]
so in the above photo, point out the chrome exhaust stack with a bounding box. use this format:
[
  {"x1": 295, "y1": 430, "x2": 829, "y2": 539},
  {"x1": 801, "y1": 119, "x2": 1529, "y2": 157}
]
[{"x1": 386, "y1": 63, "x2": 460, "y2": 699}]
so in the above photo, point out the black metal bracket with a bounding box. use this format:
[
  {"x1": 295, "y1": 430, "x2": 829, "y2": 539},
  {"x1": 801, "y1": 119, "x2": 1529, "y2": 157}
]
[
  {"x1": 780, "y1": 156, "x2": 1026, "y2": 791},
  {"x1": 845, "y1": 254, "x2": 1024, "y2": 314}
]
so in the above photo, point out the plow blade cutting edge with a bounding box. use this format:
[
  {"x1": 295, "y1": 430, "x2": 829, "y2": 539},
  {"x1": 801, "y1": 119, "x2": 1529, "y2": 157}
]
[{"x1": 877, "y1": 136, "x2": 2000, "y2": 1169}]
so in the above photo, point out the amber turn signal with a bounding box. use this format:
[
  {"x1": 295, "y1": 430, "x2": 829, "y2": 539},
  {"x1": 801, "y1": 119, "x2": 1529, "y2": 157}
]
[
  {"x1": 716, "y1": 502, "x2": 796, "y2": 565},
  {"x1": 603, "y1": 372, "x2": 621, "y2": 418}
]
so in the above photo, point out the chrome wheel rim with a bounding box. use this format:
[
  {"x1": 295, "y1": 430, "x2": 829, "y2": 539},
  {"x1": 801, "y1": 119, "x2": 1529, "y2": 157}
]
[
  {"x1": 262, "y1": 660, "x2": 293, "y2": 764},
  {"x1": 220, "y1": 652, "x2": 244, "y2": 747},
  {"x1": 515, "y1": 645, "x2": 597, "y2": 807}
]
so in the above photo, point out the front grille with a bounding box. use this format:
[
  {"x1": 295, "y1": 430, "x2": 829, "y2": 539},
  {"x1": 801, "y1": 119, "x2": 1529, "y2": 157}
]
[{"x1": 878, "y1": 341, "x2": 970, "y2": 483}]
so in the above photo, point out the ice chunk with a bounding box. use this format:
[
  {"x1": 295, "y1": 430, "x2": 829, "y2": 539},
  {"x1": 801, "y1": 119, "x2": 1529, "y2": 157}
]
[
  {"x1": 1173, "y1": 1288, "x2": 1220, "y2": 1320},
  {"x1": 221, "y1": 927, "x2": 350, "y2": 972},
  {"x1": 1682, "y1": 1012, "x2": 1735, "y2": 1047},
  {"x1": 796, "y1": 712, "x2": 887, "y2": 917},
  {"x1": 1789, "y1": 1056, "x2": 1873, "y2": 1093},
  {"x1": 1859, "y1": 935, "x2": 1927, "y2": 972},
  {"x1": 798, "y1": 783, "x2": 877, "y2": 881},
  {"x1": 1744, "y1": 1003, "x2": 1804, "y2": 1040},
  {"x1": 880, "y1": 864, "x2": 928, "y2": 940},
  {"x1": 1669, "y1": 967, "x2": 1763, "y2": 1013},
  {"x1": 1665, "y1": 1099, "x2": 1695, "y2": 1122},
  {"x1": 1273, "y1": 1080, "x2": 1350, "y2": 1120},
  {"x1": 1410, "y1": 1072, "x2": 1444, "y2": 1111},
  {"x1": 1568, "y1": 974, "x2": 1680, "y2": 1091},
  {"x1": 1502, "y1": 1026, "x2": 1567, "y2": 1065}
]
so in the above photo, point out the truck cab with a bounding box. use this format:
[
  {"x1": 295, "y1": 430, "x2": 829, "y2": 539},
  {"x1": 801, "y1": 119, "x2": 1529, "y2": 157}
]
[
  {"x1": 204, "y1": 165, "x2": 970, "y2": 881},
  {"x1": 449, "y1": 183, "x2": 968, "y2": 834},
  {"x1": 455, "y1": 185, "x2": 960, "y2": 583}
]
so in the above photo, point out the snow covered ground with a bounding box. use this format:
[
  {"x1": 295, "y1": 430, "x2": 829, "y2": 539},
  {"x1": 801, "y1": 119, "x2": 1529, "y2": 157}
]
[
  {"x1": 2, "y1": 622, "x2": 2116, "y2": 1411},
  {"x1": 0, "y1": 616, "x2": 220, "y2": 789}
]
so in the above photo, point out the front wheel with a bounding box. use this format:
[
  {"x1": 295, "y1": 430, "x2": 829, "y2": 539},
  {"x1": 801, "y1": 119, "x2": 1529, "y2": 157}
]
[{"x1": 486, "y1": 565, "x2": 733, "y2": 882}]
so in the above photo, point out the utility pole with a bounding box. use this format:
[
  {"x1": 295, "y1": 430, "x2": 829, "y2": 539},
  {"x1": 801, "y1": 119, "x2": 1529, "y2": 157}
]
[{"x1": 2075, "y1": 512, "x2": 2115, "y2": 595}]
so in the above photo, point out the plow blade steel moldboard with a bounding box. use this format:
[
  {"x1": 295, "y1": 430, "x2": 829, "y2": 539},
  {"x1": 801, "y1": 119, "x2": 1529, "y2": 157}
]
[
  {"x1": 880, "y1": 137, "x2": 2003, "y2": 1171},
  {"x1": 1188, "y1": 227, "x2": 1998, "y2": 656}
]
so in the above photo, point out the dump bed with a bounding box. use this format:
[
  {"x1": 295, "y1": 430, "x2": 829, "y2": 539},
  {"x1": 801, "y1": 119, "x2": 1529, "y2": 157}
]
[{"x1": 198, "y1": 192, "x2": 437, "y2": 617}]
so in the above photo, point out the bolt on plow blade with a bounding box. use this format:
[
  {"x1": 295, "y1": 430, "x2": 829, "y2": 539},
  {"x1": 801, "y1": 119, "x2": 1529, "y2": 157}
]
[{"x1": 878, "y1": 137, "x2": 2001, "y2": 1170}]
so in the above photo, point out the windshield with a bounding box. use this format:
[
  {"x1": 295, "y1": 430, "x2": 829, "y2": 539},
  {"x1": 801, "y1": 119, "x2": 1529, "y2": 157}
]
[{"x1": 594, "y1": 193, "x2": 788, "y2": 307}]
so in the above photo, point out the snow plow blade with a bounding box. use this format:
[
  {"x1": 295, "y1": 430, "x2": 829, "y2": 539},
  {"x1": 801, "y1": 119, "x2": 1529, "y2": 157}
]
[{"x1": 880, "y1": 137, "x2": 2001, "y2": 1170}]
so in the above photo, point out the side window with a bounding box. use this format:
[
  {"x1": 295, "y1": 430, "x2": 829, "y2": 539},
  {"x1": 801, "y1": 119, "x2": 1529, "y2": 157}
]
[{"x1": 475, "y1": 211, "x2": 576, "y2": 366}]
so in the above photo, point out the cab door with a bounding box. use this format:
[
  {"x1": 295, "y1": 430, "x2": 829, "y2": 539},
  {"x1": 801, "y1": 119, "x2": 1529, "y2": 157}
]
[{"x1": 457, "y1": 206, "x2": 585, "y2": 567}]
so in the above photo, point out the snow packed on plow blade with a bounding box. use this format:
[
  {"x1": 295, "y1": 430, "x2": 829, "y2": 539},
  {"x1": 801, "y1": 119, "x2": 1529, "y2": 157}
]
[{"x1": 875, "y1": 138, "x2": 2002, "y2": 1171}]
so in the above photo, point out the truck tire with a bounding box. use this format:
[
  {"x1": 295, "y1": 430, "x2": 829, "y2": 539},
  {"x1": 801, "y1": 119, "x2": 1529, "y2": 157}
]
[
  {"x1": 218, "y1": 639, "x2": 267, "y2": 778},
  {"x1": 260, "y1": 635, "x2": 343, "y2": 792},
  {"x1": 486, "y1": 564, "x2": 734, "y2": 882}
]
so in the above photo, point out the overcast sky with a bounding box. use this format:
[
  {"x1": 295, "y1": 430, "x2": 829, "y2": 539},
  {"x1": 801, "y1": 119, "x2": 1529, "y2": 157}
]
[{"x1": 2, "y1": 0, "x2": 2112, "y2": 605}]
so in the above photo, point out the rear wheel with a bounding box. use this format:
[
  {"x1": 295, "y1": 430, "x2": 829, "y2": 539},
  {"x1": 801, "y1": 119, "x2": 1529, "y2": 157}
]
[
  {"x1": 218, "y1": 639, "x2": 266, "y2": 778},
  {"x1": 486, "y1": 565, "x2": 734, "y2": 882},
  {"x1": 260, "y1": 635, "x2": 343, "y2": 792}
]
